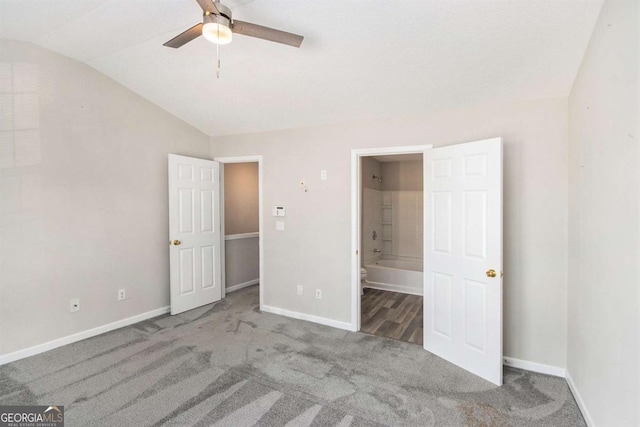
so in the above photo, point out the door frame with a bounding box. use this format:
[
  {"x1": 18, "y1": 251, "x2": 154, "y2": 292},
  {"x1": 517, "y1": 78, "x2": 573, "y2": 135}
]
[
  {"x1": 350, "y1": 145, "x2": 432, "y2": 331},
  {"x1": 214, "y1": 155, "x2": 264, "y2": 309}
]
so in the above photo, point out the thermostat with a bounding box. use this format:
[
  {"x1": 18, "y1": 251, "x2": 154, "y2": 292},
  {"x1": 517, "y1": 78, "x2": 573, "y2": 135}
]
[{"x1": 272, "y1": 206, "x2": 286, "y2": 217}]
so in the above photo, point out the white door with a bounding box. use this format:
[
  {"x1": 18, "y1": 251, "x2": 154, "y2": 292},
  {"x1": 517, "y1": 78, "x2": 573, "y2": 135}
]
[
  {"x1": 423, "y1": 138, "x2": 503, "y2": 385},
  {"x1": 168, "y1": 154, "x2": 222, "y2": 315}
]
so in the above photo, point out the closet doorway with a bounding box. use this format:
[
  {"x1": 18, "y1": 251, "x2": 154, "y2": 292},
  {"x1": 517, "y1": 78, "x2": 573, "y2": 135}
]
[{"x1": 215, "y1": 156, "x2": 264, "y2": 308}]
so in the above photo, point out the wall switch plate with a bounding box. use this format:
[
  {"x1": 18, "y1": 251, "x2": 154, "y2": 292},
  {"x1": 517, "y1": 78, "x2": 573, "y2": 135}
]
[
  {"x1": 320, "y1": 170, "x2": 327, "y2": 180},
  {"x1": 315, "y1": 289, "x2": 322, "y2": 299},
  {"x1": 276, "y1": 221, "x2": 285, "y2": 231},
  {"x1": 272, "y1": 206, "x2": 286, "y2": 217},
  {"x1": 297, "y1": 285, "x2": 303, "y2": 296},
  {"x1": 70, "y1": 298, "x2": 80, "y2": 312},
  {"x1": 118, "y1": 289, "x2": 126, "y2": 300}
]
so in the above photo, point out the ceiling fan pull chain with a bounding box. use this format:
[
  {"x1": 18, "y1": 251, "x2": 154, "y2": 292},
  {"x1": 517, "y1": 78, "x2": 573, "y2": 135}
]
[{"x1": 216, "y1": 35, "x2": 221, "y2": 79}]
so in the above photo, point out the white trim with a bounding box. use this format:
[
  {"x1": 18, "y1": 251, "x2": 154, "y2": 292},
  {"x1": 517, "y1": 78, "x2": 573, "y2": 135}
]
[
  {"x1": 350, "y1": 151, "x2": 360, "y2": 331},
  {"x1": 262, "y1": 305, "x2": 356, "y2": 332},
  {"x1": 225, "y1": 232, "x2": 259, "y2": 241},
  {"x1": 0, "y1": 306, "x2": 170, "y2": 365},
  {"x1": 226, "y1": 279, "x2": 259, "y2": 293},
  {"x1": 363, "y1": 281, "x2": 423, "y2": 296},
  {"x1": 219, "y1": 162, "x2": 226, "y2": 299},
  {"x1": 503, "y1": 357, "x2": 566, "y2": 378},
  {"x1": 351, "y1": 145, "x2": 432, "y2": 331},
  {"x1": 353, "y1": 145, "x2": 434, "y2": 156},
  {"x1": 214, "y1": 156, "x2": 262, "y2": 164},
  {"x1": 214, "y1": 155, "x2": 264, "y2": 311},
  {"x1": 350, "y1": 150, "x2": 360, "y2": 331},
  {"x1": 566, "y1": 371, "x2": 596, "y2": 427},
  {"x1": 502, "y1": 357, "x2": 593, "y2": 425}
]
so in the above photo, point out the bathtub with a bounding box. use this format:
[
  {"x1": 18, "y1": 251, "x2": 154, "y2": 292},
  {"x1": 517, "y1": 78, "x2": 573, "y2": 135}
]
[{"x1": 364, "y1": 256, "x2": 424, "y2": 296}]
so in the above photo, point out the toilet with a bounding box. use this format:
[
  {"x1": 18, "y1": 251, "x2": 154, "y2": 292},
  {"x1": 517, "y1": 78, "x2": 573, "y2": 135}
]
[{"x1": 360, "y1": 268, "x2": 367, "y2": 295}]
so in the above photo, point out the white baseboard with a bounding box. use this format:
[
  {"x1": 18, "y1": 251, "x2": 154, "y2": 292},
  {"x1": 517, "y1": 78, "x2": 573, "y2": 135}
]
[
  {"x1": 363, "y1": 280, "x2": 423, "y2": 296},
  {"x1": 503, "y1": 357, "x2": 566, "y2": 378},
  {"x1": 566, "y1": 371, "x2": 596, "y2": 427},
  {"x1": 226, "y1": 279, "x2": 259, "y2": 294},
  {"x1": 261, "y1": 305, "x2": 355, "y2": 332},
  {"x1": 501, "y1": 358, "x2": 594, "y2": 425},
  {"x1": 0, "y1": 306, "x2": 170, "y2": 366}
]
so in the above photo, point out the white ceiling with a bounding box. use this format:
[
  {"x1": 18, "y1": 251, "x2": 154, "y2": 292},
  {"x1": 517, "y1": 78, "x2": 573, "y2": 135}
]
[{"x1": 0, "y1": 0, "x2": 603, "y2": 137}]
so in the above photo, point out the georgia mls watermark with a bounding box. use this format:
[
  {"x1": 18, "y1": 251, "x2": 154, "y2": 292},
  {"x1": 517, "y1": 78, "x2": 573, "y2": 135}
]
[{"x1": 0, "y1": 406, "x2": 64, "y2": 427}]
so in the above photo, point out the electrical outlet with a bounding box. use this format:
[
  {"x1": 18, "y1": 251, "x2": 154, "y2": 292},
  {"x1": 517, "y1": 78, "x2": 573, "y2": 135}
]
[
  {"x1": 320, "y1": 170, "x2": 327, "y2": 180},
  {"x1": 297, "y1": 285, "x2": 303, "y2": 296},
  {"x1": 118, "y1": 289, "x2": 126, "y2": 300},
  {"x1": 70, "y1": 298, "x2": 80, "y2": 312},
  {"x1": 315, "y1": 289, "x2": 322, "y2": 299}
]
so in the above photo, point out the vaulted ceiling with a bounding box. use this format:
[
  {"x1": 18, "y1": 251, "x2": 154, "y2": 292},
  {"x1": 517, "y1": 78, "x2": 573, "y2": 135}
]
[{"x1": 0, "y1": 0, "x2": 603, "y2": 137}]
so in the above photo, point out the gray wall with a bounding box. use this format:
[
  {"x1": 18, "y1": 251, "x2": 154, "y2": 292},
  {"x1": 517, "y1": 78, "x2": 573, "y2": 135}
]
[
  {"x1": 0, "y1": 40, "x2": 210, "y2": 356},
  {"x1": 224, "y1": 237, "x2": 259, "y2": 290},
  {"x1": 210, "y1": 97, "x2": 569, "y2": 368},
  {"x1": 381, "y1": 161, "x2": 423, "y2": 191},
  {"x1": 567, "y1": 0, "x2": 639, "y2": 424},
  {"x1": 223, "y1": 162, "x2": 259, "y2": 235},
  {"x1": 223, "y1": 162, "x2": 259, "y2": 290}
]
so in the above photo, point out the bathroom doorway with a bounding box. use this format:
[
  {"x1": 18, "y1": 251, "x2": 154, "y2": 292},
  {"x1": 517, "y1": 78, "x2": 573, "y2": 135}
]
[
  {"x1": 359, "y1": 153, "x2": 425, "y2": 345},
  {"x1": 215, "y1": 156, "x2": 264, "y2": 308},
  {"x1": 351, "y1": 138, "x2": 504, "y2": 385}
]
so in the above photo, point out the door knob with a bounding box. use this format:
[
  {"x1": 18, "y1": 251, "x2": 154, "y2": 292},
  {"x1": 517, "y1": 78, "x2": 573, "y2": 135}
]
[
  {"x1": 171, "y1": 240, "x2": 181, "y2": 246},
  {"x1": 486, "y1": 269, "x2": 497, "y2": 278}
]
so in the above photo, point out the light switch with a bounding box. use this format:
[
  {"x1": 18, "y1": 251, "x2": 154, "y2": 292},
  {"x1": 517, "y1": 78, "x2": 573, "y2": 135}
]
[{"x1": 276, "y1": 221, "x2": 285, "y2": 231}]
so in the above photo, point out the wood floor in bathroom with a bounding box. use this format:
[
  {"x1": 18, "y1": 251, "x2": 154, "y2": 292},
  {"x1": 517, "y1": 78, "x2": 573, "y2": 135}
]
[{"x1": 360, "y1": 288, "x2": 423, "y2": 346}]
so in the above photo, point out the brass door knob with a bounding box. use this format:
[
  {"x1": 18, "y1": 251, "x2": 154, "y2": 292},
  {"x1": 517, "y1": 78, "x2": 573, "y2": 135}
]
[
  {"x1": 171, "y1": 240, "x2": 181, "y2": 246},
  {"x1": 486, "y1": 269, "x2": 497, "y2": 278}
]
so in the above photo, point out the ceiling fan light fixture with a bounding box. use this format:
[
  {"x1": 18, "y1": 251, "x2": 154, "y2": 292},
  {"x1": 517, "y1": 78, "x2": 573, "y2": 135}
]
[
  {"x1": 163, "y1": 0, "x2": 303, "y2": 49},
  {"x1": 203, "y1": 14, "x2": 232, "y2": 45}
]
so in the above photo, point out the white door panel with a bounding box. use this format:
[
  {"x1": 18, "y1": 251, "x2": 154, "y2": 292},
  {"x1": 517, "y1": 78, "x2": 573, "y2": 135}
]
[
  {"x1": 169, "y1": 154, "x2": 222, "y2": 315},
  {"x1": 424, "y1": 138, "x2": 503, "y2": 385}
]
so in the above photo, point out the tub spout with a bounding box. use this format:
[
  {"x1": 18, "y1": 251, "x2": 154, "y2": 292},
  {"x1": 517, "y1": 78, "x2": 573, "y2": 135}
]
[{"x1": 373, "y1": 249, "x2": 382, "y2": 253}]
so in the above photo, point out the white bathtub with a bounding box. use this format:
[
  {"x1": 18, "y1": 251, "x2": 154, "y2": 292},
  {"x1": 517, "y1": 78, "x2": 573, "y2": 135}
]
[{"x1": 364, "y1": 256, "x2": 423, "y2": 296}]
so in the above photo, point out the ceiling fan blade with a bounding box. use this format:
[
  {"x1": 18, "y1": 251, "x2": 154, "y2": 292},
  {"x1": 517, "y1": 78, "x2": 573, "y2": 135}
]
[
  {"x1": 196, "y1": 0, "x2": 220, "y2": 15},
  {"x1": 232, "y1": 20, "x2": 303, "y2": 47},
  {"x1": 163, "y1": 23, "x2": 203, "y2": 48}
]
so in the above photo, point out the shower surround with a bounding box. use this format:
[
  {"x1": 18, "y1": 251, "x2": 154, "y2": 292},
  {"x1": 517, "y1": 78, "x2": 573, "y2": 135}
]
[{"x1": 362, "y1": 187, "x2": 424, "y2": 295}]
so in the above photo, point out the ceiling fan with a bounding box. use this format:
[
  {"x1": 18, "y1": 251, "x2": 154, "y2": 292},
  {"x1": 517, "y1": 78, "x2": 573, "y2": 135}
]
[{"x1": 164, "y1": 0, "x2": 304, "y2": 48}]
